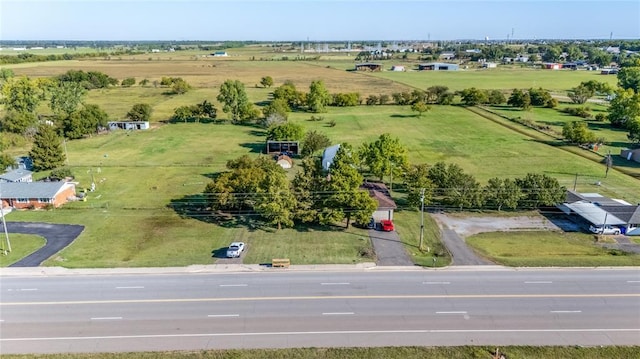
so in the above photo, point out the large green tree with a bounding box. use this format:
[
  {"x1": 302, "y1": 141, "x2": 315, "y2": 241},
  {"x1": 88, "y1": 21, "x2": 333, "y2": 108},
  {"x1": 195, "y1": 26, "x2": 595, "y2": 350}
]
[
  {"x1": 254, "y1": 166, "x2": 297, "y2": 230},
  {"x1": 515, "y1": 173, "x2": 565, "y2": 209},
  {"x1": 359, "y1": 134, "x2": 409, "y2": 184},
  {"x1": 301, "y1": 130, "x2": 331, "y2": 157},
  {"x1": 484, "y1": 177, "x2": 522, "y2": 211},
  {"x1": 61, "y1": 104, "x2": 109, "y2": 139},
  {"x1": 507, "y1": 89, "x2": 531, "y2": 109},
  {"x1": 608, "y1": 88, "x2": 640, "y2": 128},
  {"x1": 323, "y1": 144, "x2": 377, "y2": 228},
  {"x1": 307, "y1": 80, "x2": 331, "y2": 113},
  {"x1": 562, "y1": 121, "x2": 597, "y2": 145},
  {"x1": 260, "y1": 76, "x2": 274, "y2": 88},
  {"x1": 126, "y1": 103, "x2": 152, "y2": 122},
  {"x1": 567, "y1": 84, "x2": 595, "y2": 104},
  {"x1": 617, "y1": 59, "x2": 640, "y2": 93},
  {"x1": 0, "y1": 111, "x2": 37, "y2": 134},
  {"x1": 262, "y1": 98, "x2": 290, "y2": 122},
  {"x1": 459, "y1": 87, "x2": 487, "y2": 106},
  {"x1": 2, "y1": 76, "x2": 40, "y2": 114},
  {"x1": 291, "y1": 157, "x2": 325, "y2": 223},
  {"x1": 267, "y1": 122, "x2": 305, "y2": 141},
  {"x1": 217, "y1": 79, "x2": 252, "y2": 123},
  {"x1": 50, "y1": 81, "x2": 87, "y2": 116},
  {"x1": 29, "y1": 124, "x2": 66, "y2": 171},
  {"x1": 627, "y1": 120, "x2": 640, "y2": 144},
  {"x1": 402, "y1": 163, "x2": 433, "y2": 208}
]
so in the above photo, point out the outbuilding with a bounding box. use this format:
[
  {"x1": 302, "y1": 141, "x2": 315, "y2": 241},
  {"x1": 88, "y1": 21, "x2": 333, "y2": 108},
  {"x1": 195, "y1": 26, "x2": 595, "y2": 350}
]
[
  {"x1": 418, "y1": 62, "x2": 459, "y2": 71},
  {"x1": 108, "y1": 121, "x2": 150, "y2": 130},
  {"x1": 276, "y1": 155, "x2": 293, "y2": 169},
  {"x1": 355, "y1": 63, "x2": 382, "y2": 72},
  {"x1": 321, "y1": 144, "x2": 341, "y2": 171},
  {"x1": 391, "y1": 65, "x2": 405, "y2": 71}
]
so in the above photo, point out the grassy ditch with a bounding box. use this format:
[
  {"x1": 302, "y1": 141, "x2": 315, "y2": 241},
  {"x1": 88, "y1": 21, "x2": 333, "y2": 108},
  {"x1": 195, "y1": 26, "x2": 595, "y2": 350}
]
[
  {"x1": 466, "y1": 231, "x2": 640, "y2": 267},
  {"x1": 3, "y1": 346, "x2": 639, "y2": 359}
]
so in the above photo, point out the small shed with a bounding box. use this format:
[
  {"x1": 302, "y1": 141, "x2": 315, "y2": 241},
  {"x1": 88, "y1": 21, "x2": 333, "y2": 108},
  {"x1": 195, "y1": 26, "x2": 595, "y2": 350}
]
[
  {"x1": 391, "y1": 65, "x2": 405, "y2": 71},
  {"x1": 355, "y1": 63, "x2": 382, "y2": 72},
  {"x1": 266, "y1": 140, "x2": 299, "y2": 156},
  {"x1": 543, "y1": 63, "x2": 562, "y2": 70},
  {"x1": 212, "y1": 51, "x2": 228, "y2": 57},
  {"x1": 276, "y1": 155, "x2": 293, "y2": 169},
  {"x1": 361, "y1": 182, "x2": 397, "y2": 221},
  {"x1": 418, "y1": 62, "x2": 459, "y2": 71},
  {"x1": 108, "y1": 121, "x2": 150, "y2": 130},
  {"x1": 482, "y1": 62, "x2": 497, "y2": 68}
]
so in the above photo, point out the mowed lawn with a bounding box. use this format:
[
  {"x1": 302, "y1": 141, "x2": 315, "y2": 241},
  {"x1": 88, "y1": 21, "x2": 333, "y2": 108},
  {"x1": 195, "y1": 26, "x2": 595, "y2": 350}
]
[
  {"x1": 466, "y1": 231, "x2": 640, "y2": 267},
  {"x1": 0, "y1": 234, "x2": 46, "y2": 267}
]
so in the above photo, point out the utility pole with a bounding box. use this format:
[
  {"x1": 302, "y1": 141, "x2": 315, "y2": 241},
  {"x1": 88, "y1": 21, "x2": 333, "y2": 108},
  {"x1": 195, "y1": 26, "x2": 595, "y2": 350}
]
[
  {"x1": 573, "y1": 173, "x2": 578, "y2": 191},
  {"x1": 0, "y1": 181, "x2": 11, "y2": 254},
  {"x1": 419, "y1": 188, "x2": 425, "y2": 251}
]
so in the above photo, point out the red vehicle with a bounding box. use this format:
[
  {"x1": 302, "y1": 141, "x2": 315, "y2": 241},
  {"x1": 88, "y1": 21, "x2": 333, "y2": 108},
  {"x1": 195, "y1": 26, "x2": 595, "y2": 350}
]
[{"x1": 380, "y1": 219, "x2": 395, "y2": 232}]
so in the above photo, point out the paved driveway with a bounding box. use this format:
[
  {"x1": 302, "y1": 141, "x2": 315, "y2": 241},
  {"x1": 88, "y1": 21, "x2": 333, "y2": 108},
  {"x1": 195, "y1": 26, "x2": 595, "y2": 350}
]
[
  {"x1": 369, "y1": 228, "x2": 414, "y2": 266},
  {"x1": 6, "y1": 222, "x2": 84, "y2": 267}
]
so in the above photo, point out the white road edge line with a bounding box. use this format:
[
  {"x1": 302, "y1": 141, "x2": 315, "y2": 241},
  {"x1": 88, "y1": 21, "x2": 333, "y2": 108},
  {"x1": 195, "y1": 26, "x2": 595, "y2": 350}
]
[
  {"x1": 423, "y1": 282, "x2": 450, "y2": 285},
  {"x1": 550, "y1": 310, "x2": 582, "y2": 313},
  {"x1": 524, "y1": 281, "x2": 552, "y2": 284},
  {"x1": 207, "y1": 314, "x2": 240, "y2": 318},
  {"x1": 321, "y1": 282, "x2": 350, "y2": 285},
  {"x1": 18, "y1": 288, "x2": 38, "y2": 291},
  {"x1": 219, "y1": 284, "x2": 248, "y2": 287},
  {"x1": 627, "y1": 280, "x2": 640, "y2": 283},
  {"x1": 322, "y1": 312, "x2": 354, "y2": 315},
  {"x1": 436, "y1": 311, "x2": 467, "y2": 314},
  {"x1": 115, "y1": 286, "x2": 144, "y2": 289},
  {"x1": 6, "y1": 328, "x2": 638, "y2": 342},
  {"x1": 90, "y1": 317, "x2": 122, "y2": 320}
]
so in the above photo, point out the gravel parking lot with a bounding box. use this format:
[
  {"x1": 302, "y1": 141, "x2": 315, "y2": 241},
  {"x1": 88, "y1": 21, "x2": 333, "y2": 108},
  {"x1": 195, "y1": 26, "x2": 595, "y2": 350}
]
[{"x1": 431, "y1": 213, "x2": 562, "y2": 237}]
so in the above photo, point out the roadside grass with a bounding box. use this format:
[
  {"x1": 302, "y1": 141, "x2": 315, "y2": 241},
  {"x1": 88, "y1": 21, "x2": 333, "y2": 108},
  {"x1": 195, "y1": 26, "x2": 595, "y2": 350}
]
[
  {"x1": 3, "y1": 346, "x2": 639, "y2": 359},
  {"x1": 466, "y1": 231, "x2": 640, "y2": 267},
  {"x1": 392, "y1": 210, "x2": 450, "y2": 267},
  {"x1": 0, "y1": 234, "x2": 46, "y2": 267},
  {"x1": 241, "y1": 224, "x2": 374, "y2": 265}
]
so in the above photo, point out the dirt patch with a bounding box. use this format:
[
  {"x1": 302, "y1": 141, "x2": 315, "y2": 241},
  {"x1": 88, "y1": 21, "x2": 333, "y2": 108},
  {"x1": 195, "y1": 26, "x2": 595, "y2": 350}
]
[{"x1": 431, "y1": 213, "x2": 561, "y2": 237}]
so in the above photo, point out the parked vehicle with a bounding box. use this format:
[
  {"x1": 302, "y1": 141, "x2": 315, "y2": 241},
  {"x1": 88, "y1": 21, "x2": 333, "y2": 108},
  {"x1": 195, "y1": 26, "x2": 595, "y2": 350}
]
[
  {"x1": 380, "y1": 219, "x2": 395, "y2": 232},
  {"x1": 367, "y1": 217, "x2": 375, "y2": 229},
  {"x1": 589, "y1": 224, "x2": 621, "y2": 235},
  {"x1": 226, "y1": 242, "x2": 246, "y2": 258}
]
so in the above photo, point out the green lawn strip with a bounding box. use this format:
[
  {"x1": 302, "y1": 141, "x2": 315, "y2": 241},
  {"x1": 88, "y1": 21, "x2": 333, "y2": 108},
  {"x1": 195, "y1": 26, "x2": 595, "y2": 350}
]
[
  {"x1": 0, "y1": 234, "x2": 46, "y2": 267},
  {"x1": 3, "y1": 346, "x2": 639, "y2": 359},
  {"x1": 466, "y1": 231, "x2": 640, "y2": 267},
  {"x1": 241, "y1": 224, "x2": 373, "y2": 265},
  {"x1": 392, "y1": 210, "x2": 450, "y2": 267}
]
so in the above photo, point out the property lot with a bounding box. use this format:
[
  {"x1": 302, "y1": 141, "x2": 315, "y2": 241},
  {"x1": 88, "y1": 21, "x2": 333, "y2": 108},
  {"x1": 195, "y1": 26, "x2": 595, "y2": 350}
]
[{"x1": 431, "y1": 213, "x2": 562, "y2": 237}]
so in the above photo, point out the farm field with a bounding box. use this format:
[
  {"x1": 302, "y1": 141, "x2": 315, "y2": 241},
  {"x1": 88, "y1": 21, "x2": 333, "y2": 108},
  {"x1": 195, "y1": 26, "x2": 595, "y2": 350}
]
[{"x1": 2, "y1": 55, "x2": 640, "y2": 267}]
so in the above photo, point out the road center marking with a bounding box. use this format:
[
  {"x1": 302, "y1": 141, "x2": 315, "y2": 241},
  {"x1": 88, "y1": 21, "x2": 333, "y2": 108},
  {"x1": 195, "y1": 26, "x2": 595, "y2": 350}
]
[
  {"x1": 436, "y1": 311, "x2": 467, "y2": 314},
  {"x1": 550, "y1": 310, "x2": 582, "y2": 313},
  {"x1": 115, "y1": 286, "x2": 144, "y2": 289},
  {"x1": 321, "y1": 282, "x2": 350, "y2": 285},
  {"x1": 423, "y1": 281, "x2": 450, "y2": 285},
  {"x1": 627, "y1": 281, "x2": 640, "y2": 283},
  {"x1": 207, "y1": 314, "x2": 239, "y2": 318},
  {"x1": 219, "y1": 284, "x2": 248, "y2": 287},
  {"x1": 90, "y1": 317, "x2": 122, "y2": 320},
  {"x1": 3, "y1": 293, "x2": 638, "y2": 306},
  {"x1": 525, "y1": 281, "x2": 552, "y2": 284},
  {"x1": 17, "y1": 288, "x2": 38, "y2": 291},
  {"x1": 322, "y1": 312, "x2": 354, "y2": 315}
]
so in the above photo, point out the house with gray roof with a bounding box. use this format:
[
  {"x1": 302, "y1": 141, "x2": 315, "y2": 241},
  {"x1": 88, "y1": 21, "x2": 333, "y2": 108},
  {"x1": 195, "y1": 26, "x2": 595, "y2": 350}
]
[
  {"x1": 0, "y1": 182, "x2": 76, "y2": 210},
  {"x1": 0, "y1": 169, "x2": 33, "y2": 183}
]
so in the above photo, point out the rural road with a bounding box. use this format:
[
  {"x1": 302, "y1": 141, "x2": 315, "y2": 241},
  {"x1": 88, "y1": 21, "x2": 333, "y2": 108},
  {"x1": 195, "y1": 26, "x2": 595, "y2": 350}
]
[
  {"x1": 369, "y1": 228, "x2": 414, "y2": 266},
  {"x1": 440, "y1": 229, "x2": 493, "y2": 265},
  {"x1": 5, "y1": 222, "x2": 84, "y2": 267},
  {"x1": 1, "y1": 268, "x2": 639, "y2": 354}
]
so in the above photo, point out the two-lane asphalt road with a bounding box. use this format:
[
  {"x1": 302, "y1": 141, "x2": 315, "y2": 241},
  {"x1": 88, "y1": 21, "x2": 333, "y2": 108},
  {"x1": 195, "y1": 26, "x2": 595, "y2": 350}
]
[{"x1": 1, "y1": 269, "x2": 639, "y2": 354}]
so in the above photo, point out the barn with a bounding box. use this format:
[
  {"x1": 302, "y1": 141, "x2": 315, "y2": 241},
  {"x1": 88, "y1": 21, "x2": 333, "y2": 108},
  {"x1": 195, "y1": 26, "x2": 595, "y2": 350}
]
[
  {"x1": 418, "y1": 62, "x2": 459, "y2": 71},
  {"x1": 355, "y1": 63, "x2": 382, "y2": 72},
  {"x1": 266, "y1": 140, "x2": 299, "y2": 156}
]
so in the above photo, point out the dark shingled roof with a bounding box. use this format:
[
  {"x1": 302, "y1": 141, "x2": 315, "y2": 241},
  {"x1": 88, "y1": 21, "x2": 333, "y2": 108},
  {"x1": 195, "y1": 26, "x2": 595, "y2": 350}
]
[{"x1": 361, "y1": 182, "x2": 397, "y2": 209}]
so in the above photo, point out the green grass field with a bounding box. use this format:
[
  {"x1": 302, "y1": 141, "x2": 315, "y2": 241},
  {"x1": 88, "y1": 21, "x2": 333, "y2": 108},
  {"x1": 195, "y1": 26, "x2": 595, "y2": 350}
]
[
  {"x1": 3, "y1": 57, "x2": 640, "y2": 267},
  {"x1": 0, "y1": 234, "x2": 46, "y2": 267},
  {"x1": 3, "y1": 346, "x2": 639, "y2": 359},
  {"x1": 466, "y1": 231, "x2": 640, "y2": 267}
]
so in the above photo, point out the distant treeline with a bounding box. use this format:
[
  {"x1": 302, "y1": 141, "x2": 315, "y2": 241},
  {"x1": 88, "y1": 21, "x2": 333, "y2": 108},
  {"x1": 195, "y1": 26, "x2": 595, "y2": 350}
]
[{"x1": 0, "y1": 50, "x2": 145, "y2": 64}]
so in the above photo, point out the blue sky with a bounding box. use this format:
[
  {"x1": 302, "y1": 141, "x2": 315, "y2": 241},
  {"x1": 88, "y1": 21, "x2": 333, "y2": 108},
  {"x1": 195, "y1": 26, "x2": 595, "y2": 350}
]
[{"x1": 1, "y1": 0, "x2": 639, "y2": 41}]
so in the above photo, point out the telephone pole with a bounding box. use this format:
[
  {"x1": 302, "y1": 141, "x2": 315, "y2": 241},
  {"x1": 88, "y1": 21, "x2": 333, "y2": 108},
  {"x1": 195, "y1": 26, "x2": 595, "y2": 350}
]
[{"x1": 419, "y1": 188, "x2": 425, "y2": 251}]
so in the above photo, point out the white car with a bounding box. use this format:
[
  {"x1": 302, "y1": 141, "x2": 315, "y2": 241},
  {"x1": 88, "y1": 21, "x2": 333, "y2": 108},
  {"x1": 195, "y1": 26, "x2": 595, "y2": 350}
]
[
  {"x1": 226, "y1": 242, "x2": 245, "y2": 258},
  {"x1": 589, "y1": 225, "x2": 621, "y2": 235}
]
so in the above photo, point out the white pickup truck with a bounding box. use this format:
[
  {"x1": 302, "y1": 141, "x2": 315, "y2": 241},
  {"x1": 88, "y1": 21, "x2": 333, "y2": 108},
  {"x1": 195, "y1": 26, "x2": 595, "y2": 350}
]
[{"x1": 589, "y1": 224, "x2": 621, "y2": 235}]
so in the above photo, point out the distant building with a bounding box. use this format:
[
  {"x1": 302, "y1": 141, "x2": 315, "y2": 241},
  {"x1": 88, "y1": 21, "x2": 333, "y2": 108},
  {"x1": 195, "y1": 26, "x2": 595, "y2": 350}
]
[
  {"x1": 0, "y1": 182, "x2": 76, "y2": 210},
  {"x1": 266, "y1": 140, "x2": 299, "y2": 156},
  {"x1": 212, "y1": 51, "x2": 228, "y2": 57},
  {"x1": 543, "y1": 63, "x2": 562, "y2": 70},
  {"x1": 482, "y1": 62, "x2": 497, "y2": 68},
  {"x1": 621, "y1": 148, "x2": 640, "y2": 163},
  {"x1": 108, "y1": 121, "x2": 150, "y2": 130},
  {"x1": 0, "y1": 169, "x2": 33, "y2": 183},
  {"x1": 418, "y1": 62, "x2": 459, "y2": 71},
  {"x1": 276, "y1": 155, "x2": 293, "y2": 169},
  {"x1": 391, "y1": 65, "x2": 405, "y2": 71},
  {"x1": 355, "y1": 63, "x2": 382, "y2": 72}
]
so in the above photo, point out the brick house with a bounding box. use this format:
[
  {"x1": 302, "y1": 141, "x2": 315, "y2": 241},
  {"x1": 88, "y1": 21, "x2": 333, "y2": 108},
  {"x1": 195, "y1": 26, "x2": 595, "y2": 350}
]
[{"x1": 0, "y1": 182, "x2": 76, "y2": 209}]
